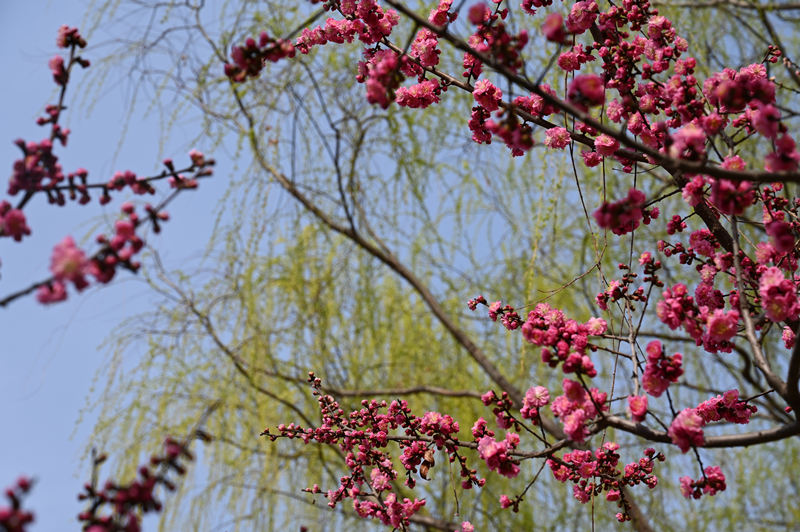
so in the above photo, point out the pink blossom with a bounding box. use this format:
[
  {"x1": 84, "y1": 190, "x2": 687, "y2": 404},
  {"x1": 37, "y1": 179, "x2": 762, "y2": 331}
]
[
  {"x1": 477, "y1": 433, "x2": 520, "y2": 478},
  {"x1": 759, "y1": 266, "x2": 799, "y2": 322},
  {"x1": 628, "y1": 395, "x2": 648, "y2": 422},
  {"x1": 558, "y1": 51, "x2": 580, "y2": 72},
  {"x1": 668, "y1": 123, "x2": 706, "y2": 160},
  {"x1": 680, "y1": 466, "x2": 726, "y2": 499},
  {"x1": 499, "y1": 495, "x2": 513, "y2": 508},
  {"x1": 766, "y1": 221, "x2": 795, "y2": 253},
  {"x1": 542, "y1": 13, "x2": 566, "y2": 43},
  {"x1": 783, "y1": 326, "x2": 796, "y2": 349},
  {"x1": 710, "y1": 178, "x2": 754, "y2": 215},
  {"x1": 36, "y1": 280, "x2": 68, "y2": 304},
  {"x1": 765, "y1": 134, "x2": 800, "y2": 173},
  {"x1": 586, "y1": 317, "x2": 607, "y2": 335},
  {"x1": 50, "y1": 236, "x2": 90, "y2": 290},
  {"x1": 593, "y1": 188, "x2": 647, "y2": 235},
  {"x1": 0, "y1": 203, "x2": 31, "y2": 241},
  {"x1": 521, "y1": 386, "x2": 550, "y2": 420},
  {"x1": 704, "y1": 309, "x2": 739, "y2": 342},
  {"x1": 468, "y1": 107, "x2": 492, "y2": 144},
  {"x1": 427, "y1": 0, "x2": 454, "y2": 25},
  {"x1": 544, "y1": 127, "x2": 571, "y2": 149},
  {"x1": 681, "y1": 175, "x2": 706, "y2": 207},
  {"x1": 606, "y1": 99, "x2": 625, "y2": 122},
  {"x1": 594, "y1": 134, "x2": 619, "y2": 156},
  {"x1": 581, "y1": 150, "x2": 602, "y2": 167},
  {"x1": 460, "y1": 522, "x2": 475, "y2": 532},
  {"x1": 566, "y1": 1, "x2": 598, "y2": 34},
  {"x1": 668, "y1": 408, "x2": 705, "y2": 453},
  {"x1": 473, "y1": 79, "x2": 502, "y2": 112},
  {"x1": 567, "y1": 74, "x2": 605, "y2": 111},
  {"x1": 749, "y1": 102, "x2": 781, "y2": 139},
  {"x1": 642, "y1": 340, "x2": 683, "y2": 397},
  {"x1": 49, "y1": 55, "x2": 68, "y2": 85}
]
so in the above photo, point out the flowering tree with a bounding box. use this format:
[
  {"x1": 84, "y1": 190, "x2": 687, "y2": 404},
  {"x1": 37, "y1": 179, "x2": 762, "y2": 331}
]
[{"x1": 7, "y1": 0, "x2": 800, "y2": 530}]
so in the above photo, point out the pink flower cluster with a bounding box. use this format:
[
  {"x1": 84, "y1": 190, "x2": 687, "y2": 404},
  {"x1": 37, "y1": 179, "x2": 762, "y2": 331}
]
[
  {"x1": 36, "y1": 202, "x2": 153, "y2": 304},
  {"x1": 551, "y1": 379, "x2": 608, "y2": 442},
  {"x1": 593, "y1": 189, "x2": 658, "y2": 236},
  {"x1": 695, "y1": 389, "x2": 756, "y2": 425},
  {"x1": 410, "y1": 29, "x2": 440, "y2": 68},
  {"x1": 520, "y1": 303, "x2": 606, "y2": 377},
  {"x1": 710, "y1": 177, "x2": 755, "y2": 215},
  {"x1": 667, "y1": 408, "x2": 705, "y2": 453},
  {"x1": 669, "y1": 390, "x2": 754, "y2": 453},
  {"x1": 520, "y1": 385, "x2": 550, "y2": 421},
  {"x1": 263, "y1": 374, "x2": 484, "y2": 527},
  {"x1": 0, "y1": 477, "x2": 34, "y2": 532},
  {"x1": 473, "y1": 78, "x2": 503, "y2": 112},
  {"x1": 395, "y1": 79, "x2": 442, "y2": 109},
  {"x1": 428, "y1": 0, "x2": 456, "y2": 26},
  {"x1": 477, "y1": 432, "x2": 521, "y2": 478},
  {"x1": 548, "y1": 444, "x2": 662, "y2": 522},
  {"x1": 656, "y1": 279, "x2": 740, "y2": 354},
  {"x1": 356, "y1": 49, "x2": 406, "y2": 109},
  {"x1": 8, "y1": 139, "x2": 63, "y2": 195},
  {"x1": 759, "y1": 266, "x2": 799, "y2": 323},
  {"x1": 679, "y1": 466, "x2": 726, "y2": 499},
  {"x1": 77, "y1": 437, "x2": 200, "y2": 532},
  {"x1": 641, "y1": 341, "x2": 683, "y2": 397},
  {"x1": 0, "y1": 202, "x2": 31, "y2": 242},
  {"x1": 353, "y1": 492, "x2": 425, "y2": 529},
  {"x1": 485, "y1": 112, "x2": 535, "y2": 156},
  {"x1": 56, "y1": 25, "x2": 87, "y2": 49},
  {"x1": 224, "y1": 32, "x2": 296, "y2": 82}
]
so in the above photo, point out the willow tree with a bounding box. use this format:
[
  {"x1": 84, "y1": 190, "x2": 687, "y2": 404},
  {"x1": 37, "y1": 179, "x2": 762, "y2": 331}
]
[{"x1": 73, "y1": 1, "x2": 800, "y2": 531}]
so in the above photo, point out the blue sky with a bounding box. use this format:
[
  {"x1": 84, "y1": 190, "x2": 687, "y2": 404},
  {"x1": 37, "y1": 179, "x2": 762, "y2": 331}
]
[{"x1": 0, "y1": 2, "x2": 225, "y2": 529}]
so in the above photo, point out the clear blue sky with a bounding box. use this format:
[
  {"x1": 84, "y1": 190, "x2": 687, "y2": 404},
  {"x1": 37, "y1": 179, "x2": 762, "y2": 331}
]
[{"x1": 1, "y1": 2, "x2": 224, "y2": 529}]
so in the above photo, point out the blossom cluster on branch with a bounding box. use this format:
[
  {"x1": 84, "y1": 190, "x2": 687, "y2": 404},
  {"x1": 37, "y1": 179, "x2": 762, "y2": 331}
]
[{"x1": 1, "y1": 26, "x2": 214, "y2": 308}]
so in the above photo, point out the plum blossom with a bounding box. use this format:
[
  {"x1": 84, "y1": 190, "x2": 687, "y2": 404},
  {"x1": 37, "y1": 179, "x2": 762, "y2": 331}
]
[
  {"x1": 542, "y1": 13, "x2": 566, "y2": 43},
  {"x1": 628, "y1": 395, "x2": 648, "y2": 423},
  {"x1": 695, "y1": 389, "x2": 756, "y2": 424},
  {"x1": 0, "y1": 202, "x2": 31, "y2": 241},
  {"x1": 759, "y1": 267, "x2": 799, "y2": 322},
  {"x1": 473, "y1": 79, "x2": 502, "y2": 112},
  {"x1": 766, "y1": 221, "x2": 795, "y2": 253},
  {"x1": 594, "y1": 134, "x2": 619, "y2": 156},
  {"x1": 544, "y1": 127, "x2": 571, "y2": 149},
  {"x1": 668, "y1": 408, "x2": 705, "y2": 452},
  {"x1": 593, "y1": 188, "x2": 652, "y2": 236},
  {"x1": 680, "y1": 466, "x2": 726, "y2": 499},
  {"x1": 477, "y1": 432, "x2": 520, "y2": 478},
  {"x1": 50, "y1": 236, "x2": 90, "y2": 290},
  {"x1": 641, "y1": 340, "x2": 683, "y2": 397},
  {"x1": 520, "y1": 385, "x2": 550, "y2": 420},
  {"x1": 567, "y1": 74, "x2": 605, "y2": 111},
  {"x1": 704, "y1": 309, "x2": 739, "y2": 343}
]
